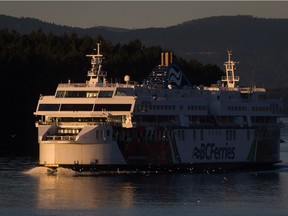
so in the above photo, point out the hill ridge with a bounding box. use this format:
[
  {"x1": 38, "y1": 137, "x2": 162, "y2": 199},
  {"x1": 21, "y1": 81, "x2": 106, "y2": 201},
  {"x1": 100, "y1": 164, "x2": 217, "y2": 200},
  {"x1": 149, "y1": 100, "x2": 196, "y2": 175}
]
[{"x1": 1, "y1": 14, "x2": 288, "y2": 88}]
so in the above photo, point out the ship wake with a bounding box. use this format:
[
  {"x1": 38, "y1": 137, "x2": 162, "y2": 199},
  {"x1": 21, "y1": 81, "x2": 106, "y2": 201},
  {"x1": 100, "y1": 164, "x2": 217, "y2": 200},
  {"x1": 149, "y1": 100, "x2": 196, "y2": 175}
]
[{"x1": 24, "y1": 167, "x2": 77, "y2": 176}]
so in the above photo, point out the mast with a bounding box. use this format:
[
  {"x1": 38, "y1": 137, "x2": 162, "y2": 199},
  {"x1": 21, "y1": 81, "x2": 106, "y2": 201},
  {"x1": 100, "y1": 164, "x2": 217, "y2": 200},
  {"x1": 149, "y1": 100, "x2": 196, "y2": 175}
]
[
  {"x1": 86, "y1": 43, "x2": 107, "y2": 86},
  {"x1": 221, "y1": 50, "x2": 239, "y2": 88}
]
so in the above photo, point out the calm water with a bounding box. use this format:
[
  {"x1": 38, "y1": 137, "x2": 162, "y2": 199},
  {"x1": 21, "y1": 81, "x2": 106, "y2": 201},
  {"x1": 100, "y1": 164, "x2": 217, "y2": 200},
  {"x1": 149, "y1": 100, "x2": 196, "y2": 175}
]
[{"x1": 0, "y1": 124, "x2": 288, "y2": 216}]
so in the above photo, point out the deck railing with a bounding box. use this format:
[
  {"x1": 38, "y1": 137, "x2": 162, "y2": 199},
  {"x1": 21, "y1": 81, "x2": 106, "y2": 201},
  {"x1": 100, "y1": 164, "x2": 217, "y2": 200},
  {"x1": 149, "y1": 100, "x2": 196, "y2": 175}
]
[
  {"x1": 57, "y1": 82, "x2": 137, "y2": 88},
  {"x1": 46, "y1": 135, "x2": 76, "y2": 141}
]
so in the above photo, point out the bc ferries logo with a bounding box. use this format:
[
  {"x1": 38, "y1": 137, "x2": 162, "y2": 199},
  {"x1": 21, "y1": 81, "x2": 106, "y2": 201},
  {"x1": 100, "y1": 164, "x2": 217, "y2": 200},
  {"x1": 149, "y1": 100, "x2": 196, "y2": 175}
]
[
  {"x1": 168, "y1": 67, "x2": 182, "y2": 86},
  {"x1": 192, "y1": 143, "x2": 235, "y2": 160}
]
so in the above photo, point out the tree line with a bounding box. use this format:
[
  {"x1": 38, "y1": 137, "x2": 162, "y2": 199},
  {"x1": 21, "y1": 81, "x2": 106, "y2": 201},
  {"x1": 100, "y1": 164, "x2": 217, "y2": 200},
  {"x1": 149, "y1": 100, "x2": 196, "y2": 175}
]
[{"x1": 0, "y1": 28, "x2": 224, "y2": 156}]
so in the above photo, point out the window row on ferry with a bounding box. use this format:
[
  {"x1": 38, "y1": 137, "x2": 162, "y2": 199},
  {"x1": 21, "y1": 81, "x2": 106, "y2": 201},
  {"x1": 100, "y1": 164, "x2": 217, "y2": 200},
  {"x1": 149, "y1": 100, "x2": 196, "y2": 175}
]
[
  {"x1": 55, "y1": 90, "x2": 114, "y2": 98},
  {"x1": 227, "y1": 105, "x2": 283, "y2": 113},
  {"x1": 252, "y1": 106, "x2": 283, "y2": 114},
  {"x1": 38, "y1": 103, "x2": 132, "y2": 112},
  {"x1": 45, "y1": 116, "x2": 125, "y2": 125},
  {"x1": 135, "y1": 104, "x2": 208, "y2": 112},
  {"x1": 112, "y1": 128, "x2": 243, "y2": 143}
]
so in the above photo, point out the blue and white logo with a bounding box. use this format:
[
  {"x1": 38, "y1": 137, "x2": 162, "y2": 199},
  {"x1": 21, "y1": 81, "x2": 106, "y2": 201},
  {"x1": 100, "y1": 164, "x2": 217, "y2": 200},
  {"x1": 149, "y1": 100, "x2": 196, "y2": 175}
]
[
  {"x1": 192, "y1": 143, "x2": 235, "y2": 160},
  {"x1": 168, "y1": 67, "x2": 182, "y2": 86}
]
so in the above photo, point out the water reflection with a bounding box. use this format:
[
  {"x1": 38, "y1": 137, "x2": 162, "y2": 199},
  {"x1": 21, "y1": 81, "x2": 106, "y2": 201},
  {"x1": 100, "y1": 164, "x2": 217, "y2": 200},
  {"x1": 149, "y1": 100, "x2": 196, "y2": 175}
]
[
  {"x1": 26, "y1": 166, "x2": 288, "y2": 211},
  {"x1": 30, "y1": 169, "x2": 135, "y2": 209}
]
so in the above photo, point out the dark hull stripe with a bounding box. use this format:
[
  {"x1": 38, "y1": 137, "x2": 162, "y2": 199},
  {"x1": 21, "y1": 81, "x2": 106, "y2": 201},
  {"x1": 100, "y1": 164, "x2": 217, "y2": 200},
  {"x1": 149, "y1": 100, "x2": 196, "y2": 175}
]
[{"x1": 39, "y1": 161, "x2": 282, "y2": 174}]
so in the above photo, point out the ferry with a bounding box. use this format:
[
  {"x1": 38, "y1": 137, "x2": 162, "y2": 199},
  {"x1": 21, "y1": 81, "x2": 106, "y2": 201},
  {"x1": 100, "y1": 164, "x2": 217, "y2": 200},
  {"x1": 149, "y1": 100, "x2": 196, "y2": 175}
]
[{"x1": 34, "y1": 43, "x2": 285, "y2": 173}]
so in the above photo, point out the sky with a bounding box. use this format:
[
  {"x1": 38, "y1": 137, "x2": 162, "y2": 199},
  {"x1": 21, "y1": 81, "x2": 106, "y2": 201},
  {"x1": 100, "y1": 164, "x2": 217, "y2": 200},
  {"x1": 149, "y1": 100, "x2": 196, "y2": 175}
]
[{"x1": 0, "y1": 1, "x2": 288, "y2": 29}]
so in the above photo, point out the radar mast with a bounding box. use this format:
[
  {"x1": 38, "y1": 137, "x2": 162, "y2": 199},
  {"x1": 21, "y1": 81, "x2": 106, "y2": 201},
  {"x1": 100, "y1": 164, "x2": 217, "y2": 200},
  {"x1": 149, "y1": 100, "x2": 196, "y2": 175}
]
[
  {"x1": 221, "y1": 50, "x2": 239, "y2": 88},
  {"x1": 86, "y1": 43, "x2": 107, "y2": 86}
]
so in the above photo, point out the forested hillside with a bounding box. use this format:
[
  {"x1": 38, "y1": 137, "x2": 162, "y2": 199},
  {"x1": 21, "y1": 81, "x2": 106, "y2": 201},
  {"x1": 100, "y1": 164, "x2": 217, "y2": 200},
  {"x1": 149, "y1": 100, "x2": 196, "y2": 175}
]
[
  {"x1": 1, "y1": 15, "x2": 288, "y2": 88},
  {"x1": 0, "y1": 29, "x2": 224, "y2": 156}
]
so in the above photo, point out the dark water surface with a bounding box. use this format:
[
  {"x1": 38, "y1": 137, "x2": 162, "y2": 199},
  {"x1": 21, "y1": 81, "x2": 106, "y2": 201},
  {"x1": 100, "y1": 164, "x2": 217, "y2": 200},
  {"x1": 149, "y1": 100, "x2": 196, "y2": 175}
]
[{"x1": 0, "y1": 125, "x2": 288, "y2": 216}]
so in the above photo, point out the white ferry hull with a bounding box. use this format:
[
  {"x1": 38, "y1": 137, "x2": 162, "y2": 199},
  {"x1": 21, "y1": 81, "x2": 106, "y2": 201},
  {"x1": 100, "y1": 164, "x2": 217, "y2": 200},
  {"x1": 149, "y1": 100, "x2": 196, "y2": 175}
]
[
  {"x1": 39, "y1": 142, "x2": 126, "y2": 166},
  {"x1": 38, "y1": 126, "x2": 281, "y2": 172}
]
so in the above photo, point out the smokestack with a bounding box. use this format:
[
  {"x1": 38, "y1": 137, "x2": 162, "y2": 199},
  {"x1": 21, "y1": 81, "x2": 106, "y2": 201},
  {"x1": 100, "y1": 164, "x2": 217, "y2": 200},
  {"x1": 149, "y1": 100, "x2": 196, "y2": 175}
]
[
  {"x1": 170, "y1": 52, "x2": 173, "y2": 64},
  {"x1": 161, "y1": 52, "x2": 164, "y2": 66},
  {"x1": 165, "y1": 52, "x2": 169, "y2": 66}
]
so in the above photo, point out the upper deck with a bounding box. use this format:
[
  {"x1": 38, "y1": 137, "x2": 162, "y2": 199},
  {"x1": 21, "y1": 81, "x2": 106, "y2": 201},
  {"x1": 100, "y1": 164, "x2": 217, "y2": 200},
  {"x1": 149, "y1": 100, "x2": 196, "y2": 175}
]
[{"x1": 34, "y1": 44, "x2": 285, "y2": 129}]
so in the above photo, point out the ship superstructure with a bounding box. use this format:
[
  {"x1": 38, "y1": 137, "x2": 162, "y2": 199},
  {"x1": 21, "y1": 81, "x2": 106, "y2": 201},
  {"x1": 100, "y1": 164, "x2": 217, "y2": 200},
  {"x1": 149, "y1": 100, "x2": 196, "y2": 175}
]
[{"x1": 34, "y1": 43, "x2": 285, "y2": 172}]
